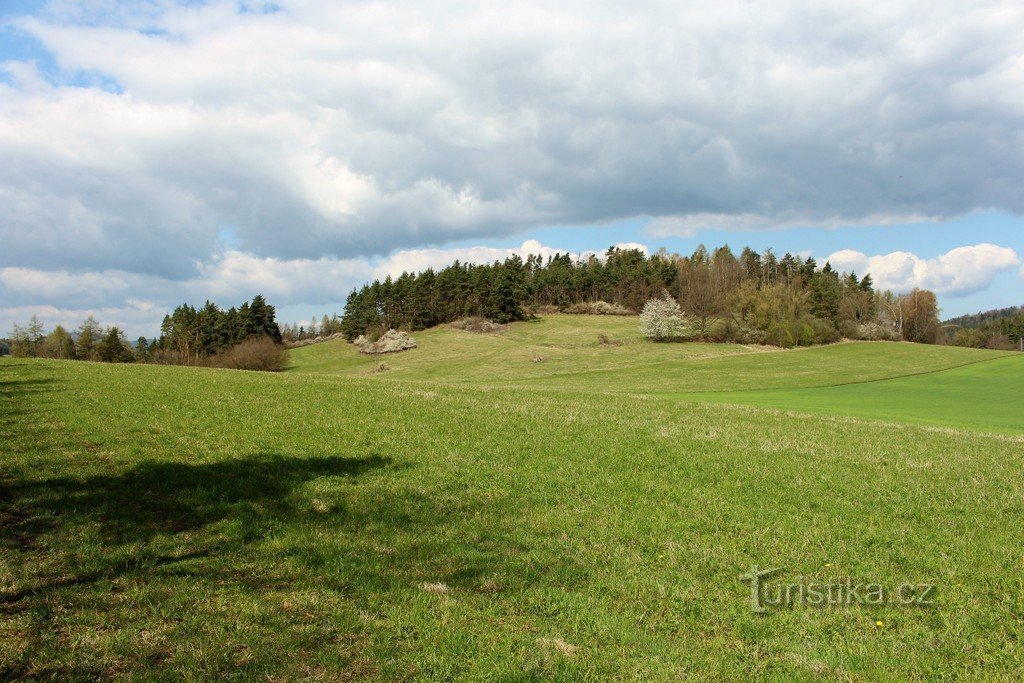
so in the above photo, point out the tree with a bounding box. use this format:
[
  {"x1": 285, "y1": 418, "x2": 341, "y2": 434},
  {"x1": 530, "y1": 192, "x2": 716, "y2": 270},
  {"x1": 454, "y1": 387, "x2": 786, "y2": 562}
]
[
  {"x1": 8, "y1": 324, "x2": 32, "y2": 357},
  {"x1": 97, "y1": 327, "x2": 134, "y2": 363},
  {"x1": 196, "y1": 300, "x2": 225, "y2": 356},
  {"x1": 486, "y1": 261, "x2": 525, "y2": 323},
  {"x1": 677, "y1": 259, "x2": 723, "y2": 338},
  {"x1": 76, "y1": 316, "x2": 103, "y2": 361},
  {"x1": 809, "y1": 263, "x2": 841, "y2": 325},
  {"x1": 900, "y1": 289, "x2": 940, "y2": 344},
  {"x1": 42, "y1": 325, "x2": 76, "y2": 359},
  {"x1": 26, "y1": 316, "x2": 45, "y2": 351},
  {"x1": 640, "y1": 292, "x2": 688, "y2": 341},
  {"x1": 248, "y1": 294, "x2": 282, "y2": 343}
]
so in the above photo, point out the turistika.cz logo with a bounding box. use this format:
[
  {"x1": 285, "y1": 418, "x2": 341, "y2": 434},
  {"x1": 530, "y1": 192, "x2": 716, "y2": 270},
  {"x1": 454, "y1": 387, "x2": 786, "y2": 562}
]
[{"x1": 739, "y1": 566, "x2": 936, "y2": 613}]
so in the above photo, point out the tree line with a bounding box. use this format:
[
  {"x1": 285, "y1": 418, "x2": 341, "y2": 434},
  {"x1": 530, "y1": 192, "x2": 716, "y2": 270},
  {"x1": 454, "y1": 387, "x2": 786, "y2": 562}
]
[
  {"x1": 280, "y1": 314, "x2": 344, "y2": 342},
  {"x1": 4, "y1": 295, "x2": 284, "y2": 367},
  {"x1": 942, "y1": 306, "x2": 1024, "y2": 350},
  {"x1": 339, "y1": 245, "x2": 942, "y2": 347},
  {"x1": 154, "y1": 294, "x2": 280, "y2": 364},
  {"x1": 6, "y1": 316, "x2": 135, "y2": 362}
]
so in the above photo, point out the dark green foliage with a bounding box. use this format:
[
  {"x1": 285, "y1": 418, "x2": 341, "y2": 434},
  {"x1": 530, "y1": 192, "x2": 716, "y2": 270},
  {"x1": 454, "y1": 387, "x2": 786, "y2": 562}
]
[
  {"x1": 97, "y1": 327, "x2": 134, "y2": 363},
  {"x1": 342, "y1": 248, "x2": 691, "y2": 340},
  {"x1": 155, "y1": 295, "x2": 283, "y2": 363},
  {"x1": 809, "y1": 262, "x2": 841, "y2": 324}
]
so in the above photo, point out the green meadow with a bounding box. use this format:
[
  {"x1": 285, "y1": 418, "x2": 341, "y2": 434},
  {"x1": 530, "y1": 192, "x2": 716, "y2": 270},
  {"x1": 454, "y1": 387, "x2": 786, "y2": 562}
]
[{"x1": 3, "y1": 315, "x2": 1023, "y2": 679}]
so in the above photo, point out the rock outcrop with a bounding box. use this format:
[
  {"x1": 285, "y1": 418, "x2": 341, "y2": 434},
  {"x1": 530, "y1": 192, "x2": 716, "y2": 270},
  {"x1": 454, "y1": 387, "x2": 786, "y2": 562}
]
[{"x1": 354, "y1": 329, "x2": 417, "y2": 354}]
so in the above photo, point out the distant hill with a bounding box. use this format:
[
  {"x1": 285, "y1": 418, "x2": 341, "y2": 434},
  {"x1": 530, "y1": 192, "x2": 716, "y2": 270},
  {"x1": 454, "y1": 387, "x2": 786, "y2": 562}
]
[{"x1": 944, "y1": 305, "x2": 1023, "y2": 329}]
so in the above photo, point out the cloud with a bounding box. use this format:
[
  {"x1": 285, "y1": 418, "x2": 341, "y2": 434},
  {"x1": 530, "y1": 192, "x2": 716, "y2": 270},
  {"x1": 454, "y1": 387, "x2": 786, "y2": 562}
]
[
  {"x1": 2, "y1": 1, "x2": 1024, "y2": 278},
  {"x1": 0, "y1": 239, "x2": 600, "y2": 336},
  {"x1": 825, "y1": 243, "x2": 1021, "y2": 296},
  {"x1": 646, "y1": 212, "x2": 933, "y2": 237}
]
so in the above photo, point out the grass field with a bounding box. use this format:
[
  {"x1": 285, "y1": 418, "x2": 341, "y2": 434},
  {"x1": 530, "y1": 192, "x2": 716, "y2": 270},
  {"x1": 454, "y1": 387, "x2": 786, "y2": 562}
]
[{"x1": 3, "y1": 315, "x2": 1023, "y2": 679}]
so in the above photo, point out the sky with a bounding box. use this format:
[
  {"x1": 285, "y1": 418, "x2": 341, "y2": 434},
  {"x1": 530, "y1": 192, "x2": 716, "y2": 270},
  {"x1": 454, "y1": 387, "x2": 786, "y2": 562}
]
[{"x1": 1, "y1": 0, "x2": 1023, "y2": 337}]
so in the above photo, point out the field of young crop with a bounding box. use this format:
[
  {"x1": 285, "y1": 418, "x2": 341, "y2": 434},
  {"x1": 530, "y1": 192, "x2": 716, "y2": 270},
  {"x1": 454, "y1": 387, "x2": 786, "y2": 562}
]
[{"x1": 3, "y1": 315, "x2": 1023, "y2": 679}]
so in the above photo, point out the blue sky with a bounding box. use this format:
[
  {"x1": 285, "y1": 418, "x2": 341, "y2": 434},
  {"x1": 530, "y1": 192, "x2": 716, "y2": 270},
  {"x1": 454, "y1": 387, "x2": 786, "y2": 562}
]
[{"x1": 1, "y1": 1, "x2": 1023, "y2": 335}]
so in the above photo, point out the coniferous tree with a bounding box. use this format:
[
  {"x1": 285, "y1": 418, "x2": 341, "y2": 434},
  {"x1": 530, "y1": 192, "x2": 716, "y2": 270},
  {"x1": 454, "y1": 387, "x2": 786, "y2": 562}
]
[{"x1": 98, "y1": 326, "x2": 134, "y2": 363}]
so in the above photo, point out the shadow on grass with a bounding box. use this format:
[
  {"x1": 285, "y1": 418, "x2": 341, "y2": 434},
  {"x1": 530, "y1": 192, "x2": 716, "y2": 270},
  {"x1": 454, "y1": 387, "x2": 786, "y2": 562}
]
[{"x1": 0, "y1": 453, "x2": 393, "y2": 550}]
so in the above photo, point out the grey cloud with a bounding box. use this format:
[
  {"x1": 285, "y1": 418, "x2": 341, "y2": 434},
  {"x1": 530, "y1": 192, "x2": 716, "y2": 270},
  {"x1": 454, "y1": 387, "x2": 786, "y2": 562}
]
[{"x1": 2, "y1": 1, "x2": 1024, "y2": 276}]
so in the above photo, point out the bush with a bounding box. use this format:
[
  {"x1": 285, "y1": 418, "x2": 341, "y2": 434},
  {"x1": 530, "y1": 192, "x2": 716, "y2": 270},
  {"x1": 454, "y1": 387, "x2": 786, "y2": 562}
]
[
  {"x1": 811, "y1": 319, "x2": 840, "y2": 344},
  {"x1": 768, "y1": 322, "x2": 795, "y2": 348},
  {"x1": 846, "y1": 322, "x2": 900, "y2": 342},
  {"x1": 209, "y1": 337, "x2": 289, "y2": 371},
  {"x1": 798, "y1": 323, "x2": 817, "y2": 347},
  {"x1": 729, "y1": 324, "x2": 769, "y2": 345},
  {"x1": 364, "y1": 325, "x2": 387, "y2": 343},
  {"x1": 640, "y1": 293, "x2": 691, "y2": 341},
  {"x1": 985, "y1": 333, "x2": 1015, "y2": 351},
  {"x1": 449, "y1": 317, "x2": 508, "y2": 333},
  {"x1": 597, "y1": 333, "x2": 623, "y2": 346},
  {"x1": 565, "y1": 301, "x2": 633, "y2": 315}
]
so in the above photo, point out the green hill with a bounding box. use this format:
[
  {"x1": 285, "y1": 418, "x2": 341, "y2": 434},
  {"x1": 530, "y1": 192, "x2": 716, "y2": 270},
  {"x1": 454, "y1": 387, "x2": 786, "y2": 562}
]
[
  {"x1": 290, "y1": 314, "x2": 1015, "y2": 432},
  {"x1": 3, "y1": 316, "x2": 1023, "y2": 679}
]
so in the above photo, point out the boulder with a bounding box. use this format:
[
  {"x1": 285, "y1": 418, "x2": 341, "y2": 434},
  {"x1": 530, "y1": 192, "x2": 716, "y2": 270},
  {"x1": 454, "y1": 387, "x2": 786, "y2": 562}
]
[{"x1": 355, "y1": 329, "x2": 417, "y2": 354}]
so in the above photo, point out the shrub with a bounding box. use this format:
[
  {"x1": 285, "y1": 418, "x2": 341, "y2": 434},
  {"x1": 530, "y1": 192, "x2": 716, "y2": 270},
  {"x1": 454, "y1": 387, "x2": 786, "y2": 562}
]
[
  {"x1": 811, "y1": 319, "x2": 840, "y2": 344},
  {"x1": 597, "y1": 333, "x2": 623, "y2": 346},
  {"x1": 846, "y1": 322, "x2": 900, "y2": 342},
  {"x1": 364, "y1": 325, "x2": 387, "y2": 343},
  {"x1": 768, "y1": 322, "x2": 795, "y2": 348},
  {"x1": 640, "y1": 293, "x2": 690, "y2": 341},
  {"x1": 798, "y1": 323, "x2": 817, "y2": 347},
  {"x1": 449, "y1": 317, "x2": 508, "y2": 333},
  {"x1": 724, "y1": 321, "x2": 769, "y2": 345},
  {"x1": 697, "y1": 318, "x2": 730, "y2": 343},
  {"x1": 209, "y1": 336, "x2": 289, "y2": 371},
  {"x1": 565, "y1": 301, "x2": 633, "y2": 315},
  {"x1": 985, "y1": 333, "x2": 1014, "y2": 350}
]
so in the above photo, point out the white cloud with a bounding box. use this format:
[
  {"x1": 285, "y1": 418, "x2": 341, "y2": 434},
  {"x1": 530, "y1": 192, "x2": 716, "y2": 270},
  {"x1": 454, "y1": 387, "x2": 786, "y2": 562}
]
[
  {"x1": 2, "y1": 1, "x2": 1024, "y2": 277},
  {"x1": 0, "y1": 239, "x2": 593, "y2": 336},
  {"x1": 825, "y1": 243, "x2": 1021, "y2": 296}
]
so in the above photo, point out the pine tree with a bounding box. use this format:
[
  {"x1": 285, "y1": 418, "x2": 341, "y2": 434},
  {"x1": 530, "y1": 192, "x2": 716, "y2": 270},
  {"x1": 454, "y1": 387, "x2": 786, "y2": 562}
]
[{"x1": 98, "y1": 327, "x2": 134, "y2": 363}]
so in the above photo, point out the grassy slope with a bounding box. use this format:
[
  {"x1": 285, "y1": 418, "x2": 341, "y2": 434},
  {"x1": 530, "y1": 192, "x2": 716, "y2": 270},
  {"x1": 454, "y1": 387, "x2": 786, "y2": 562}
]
[
  {"x1": 289, "y1": 314, "x2": 1003, "y2": 393},
  {"x1": 4, "y1": 320, "x2": 1024, "y2": 679},
  {"x1": 679, "y1": 354, "x2": 1024, "y2": 435}
]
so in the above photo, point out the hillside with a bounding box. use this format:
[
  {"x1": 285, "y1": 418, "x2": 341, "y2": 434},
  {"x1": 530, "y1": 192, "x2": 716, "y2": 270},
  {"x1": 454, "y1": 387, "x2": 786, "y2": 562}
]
[
  {"x1": 3, "y1": 317, "x2": 1023, "y2": 679},
  {"x1": 289, "y1": 314, "x2": 1016, "y2": 432}
]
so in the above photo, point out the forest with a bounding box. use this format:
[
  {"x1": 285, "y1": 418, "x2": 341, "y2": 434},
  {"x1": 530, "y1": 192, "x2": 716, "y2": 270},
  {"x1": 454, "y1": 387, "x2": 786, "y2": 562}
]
[
  {"x1": 339, "y1": 245, "x2": 942, "y2": 348},
  {"x1": 5, "y1": 295, "x2": 285, "y2": 369},
  {"x1": 943, "y1": 305, "x2": 1024, "y2": 349}
]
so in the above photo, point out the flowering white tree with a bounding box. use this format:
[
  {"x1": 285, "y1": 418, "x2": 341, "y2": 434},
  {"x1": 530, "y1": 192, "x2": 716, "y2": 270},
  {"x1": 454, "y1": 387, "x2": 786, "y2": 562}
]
[{"x1": 640, "y1": 292, "x2": 689, "y2": 341}]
